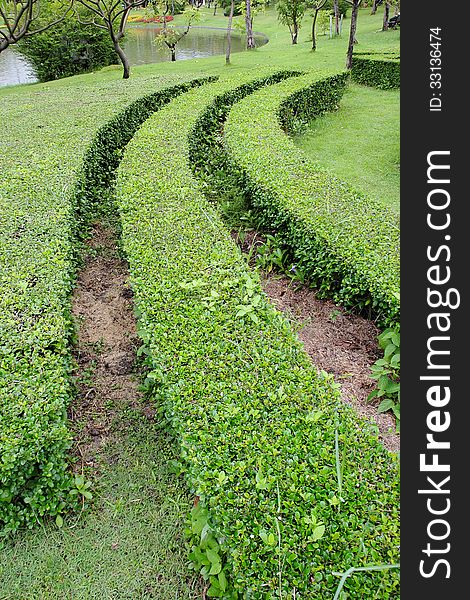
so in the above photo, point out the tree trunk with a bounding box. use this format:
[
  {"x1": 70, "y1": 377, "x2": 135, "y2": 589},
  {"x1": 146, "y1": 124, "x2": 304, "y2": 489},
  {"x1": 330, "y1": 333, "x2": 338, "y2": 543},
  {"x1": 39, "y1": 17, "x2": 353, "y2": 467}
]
[
  {"x1": 292, "y1": 21, "x2": 298, "y2": 44},
  {"x1": 371, "y1": 0, "x2": 377, "y2": 15},
  {"x1": 113, "y1": 40, "x2": 130, "y2": 79},
  {"x1": 383, "y1": 1, "x2": 390, "y2": 30},
  {"x1": 245, "y1": 0, "x2": 255, "y2": 49},
  {"x1": 345, "y1": 0, "x2": 359, "y2": 69},
  {"x1": 334, "y1": 0, "x2": 339, "y2": 35},
  {"x1": 226, "y1": 0, "x2": 234, "y2": 64},
  {"x1": 213, "y1": 1, "x2": 217, "y2": 15},
  {"x1": 171, "y1": 46, "x2": 176, "y2": 61},
  {"x1": 311, "y1": 10, "x2": 319, "y2": 51}
]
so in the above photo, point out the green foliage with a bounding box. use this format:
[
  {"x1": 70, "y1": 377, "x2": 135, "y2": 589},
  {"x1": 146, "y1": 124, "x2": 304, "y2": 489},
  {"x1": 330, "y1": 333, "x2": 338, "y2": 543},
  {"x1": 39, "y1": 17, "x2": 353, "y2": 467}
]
[
  {"x1": 368, "y1": 326, "x2": 400, "y2": 427},
  {"x1": 187, "y1": 503, "x2": 235, "y2": 597},
  {"x1": 255, "y1": 234, "x2": 292, "y2": 274},
  {"x1": 224, "y1": 72, "x2": 400, "y2": 328},
  {"x1": 220, "y1": 0, "x2": 242, "y2": 17},
  {"x1": 351, "y1": 53, "x2": 400, "y2": 90},
  {"x1": 69, "y1": 474, "x2": 93, "y2": 501},
  {"x1": 0, "y1": 73, "x2": 204, "y2": 535},
  {"x1": 18, "y1": 13, "x2": 116, "y2": 82},
  {"x1": 276, "y1": 0, "x2": 307, "y2": 39},
  {"x1": 315, "y1": 9, "x2": 331, "y2": 36},
  {"x1": 115, "y1": 71, "x2": 400, "y2": 597},
  {"x1": 323, "y1": 0, "x2": 349, "y2": 18},
  {"x1": 148, "y1": 0, "x2": 187, "y2": 16}
]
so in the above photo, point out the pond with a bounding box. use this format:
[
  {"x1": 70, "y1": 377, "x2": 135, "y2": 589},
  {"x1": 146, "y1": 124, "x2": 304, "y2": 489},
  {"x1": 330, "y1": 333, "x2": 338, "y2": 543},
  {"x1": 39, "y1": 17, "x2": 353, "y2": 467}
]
[
  {"x1": 126, "y1": 25, "x2": 268, "y2": 65},
  {"x1": 0, "y1": 47, "x2": 37, "y2": 87},
  {"x1": 0, "y1": 26, "x2": 268, "y2": 87}
]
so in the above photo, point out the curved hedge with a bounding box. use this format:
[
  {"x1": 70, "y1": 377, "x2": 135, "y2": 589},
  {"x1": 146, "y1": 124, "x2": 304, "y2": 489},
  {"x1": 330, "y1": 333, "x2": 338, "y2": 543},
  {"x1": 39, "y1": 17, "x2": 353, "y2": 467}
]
[
  {"x1": 223, "y1": 73, "x2": 400, "y2": 328},
  {"x1": 351, "y1": 53, "x2": 400, "y2": 90},
  {"x1": 0, "y1": 73, "x2": 206, "y2": 535},
  {"x1": 115, "y1": 71, "x2": 400, "y2": 598}
]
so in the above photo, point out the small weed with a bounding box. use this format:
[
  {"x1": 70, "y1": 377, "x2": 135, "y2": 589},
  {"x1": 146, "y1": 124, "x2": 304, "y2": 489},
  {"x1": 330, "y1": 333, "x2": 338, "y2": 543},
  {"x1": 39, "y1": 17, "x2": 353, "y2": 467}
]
[
  {"x1": 255, "y1": 234, "x2": 290, "y2": 273},
  {"x1": 330, "y1": 309, "x2": 342, "y2": 322},
  {"x1": 75, "y1": 360, "x2": 97, "y2": 387},
  {"x1": 368, "y1": 326, "x2": 400, "y2": 430},
  {"x1": 69, "y1": 475, "x2": 93, "y2": 503}
]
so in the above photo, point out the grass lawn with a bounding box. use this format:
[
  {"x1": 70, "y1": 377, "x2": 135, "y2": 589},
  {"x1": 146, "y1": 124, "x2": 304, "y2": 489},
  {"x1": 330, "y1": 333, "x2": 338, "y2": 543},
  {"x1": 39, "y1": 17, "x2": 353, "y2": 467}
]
[
  {"x1": 293, "y1": 83, "x2": 400, "y2": 211},
  {"x1": 0, "y1": 7, "x2": 399, "y2": 598},
  {"x1": 0, "y1": 401, "x2": 199, "y2": 599}
]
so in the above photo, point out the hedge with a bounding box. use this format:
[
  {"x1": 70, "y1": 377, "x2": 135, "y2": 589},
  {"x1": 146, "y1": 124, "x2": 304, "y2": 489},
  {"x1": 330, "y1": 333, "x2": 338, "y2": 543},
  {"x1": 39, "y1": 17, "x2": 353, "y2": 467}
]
[
  {"x1": 351, "y1": 53, "x2": 400, "y2": 90},
  {"x1": 115, "y1": 71, "x2": 400, "y2": 598},
  {"x1": 223, "y1": 73, "x2": 400, "y2": 328},
  {"x1": 0, "y1": 73, "x2": 205, "y2": 535}
]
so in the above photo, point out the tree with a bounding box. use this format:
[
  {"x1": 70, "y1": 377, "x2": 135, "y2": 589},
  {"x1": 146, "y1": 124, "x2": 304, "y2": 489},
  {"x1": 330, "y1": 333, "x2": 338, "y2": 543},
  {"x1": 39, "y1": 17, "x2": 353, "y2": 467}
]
[
  {"x1": 18, "y1": 6, "x2": 116, "y2": 81},
  {"x1": 276, "y1": 0, "x2": 307, "y2": 45},
  {"x1": 310, "y1": 0, "x2": 326, "y2": 51},
  {"x1": 333, "y1": 0, "x2": 339, "y2": 35},
  {"x1": 225, "y1": 0, "x2": 234, "y2": 64},
  {"x1": 74, "y1": 0, "x2": 147, "y2": 79},
  {"x1": 155, "y1": 6, "x2": 200, "y2": 62},
  {"x1": 0, "y1": 0, "x2": 72, "y2": 54},
  {"x1": 382, "y1": 0, "x2": 389, "y2": 30},
  {"x1": 345, "y1": 0, "x2": 359, "y2": 69},
  {"x1": 244, "y1": 0, "x2": 254, "y2": 48}
]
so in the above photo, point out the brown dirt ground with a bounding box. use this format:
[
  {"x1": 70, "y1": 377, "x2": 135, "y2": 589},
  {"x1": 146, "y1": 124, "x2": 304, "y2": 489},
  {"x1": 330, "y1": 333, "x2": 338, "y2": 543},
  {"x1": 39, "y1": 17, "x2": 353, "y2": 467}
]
[
  {"x1": 234, "y1": 230, "x2": 400, "y2": 453},
  {"x1": 70, "y1": 222, "x2": 398, "y2": 467},
  {"x1": 69, "y1": 223, "x2": 147, "y2": 470}
]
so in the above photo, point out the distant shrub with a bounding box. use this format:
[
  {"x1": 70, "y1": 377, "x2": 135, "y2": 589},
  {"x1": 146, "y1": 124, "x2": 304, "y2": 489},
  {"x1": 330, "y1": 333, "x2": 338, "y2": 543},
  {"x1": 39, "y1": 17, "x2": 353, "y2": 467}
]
[
  {"x1": 18, "y1": 16, "x2": 116, "y2": 82},
  {"x1": 352, "y1": 53, "x2": 400, "y2": 90}
]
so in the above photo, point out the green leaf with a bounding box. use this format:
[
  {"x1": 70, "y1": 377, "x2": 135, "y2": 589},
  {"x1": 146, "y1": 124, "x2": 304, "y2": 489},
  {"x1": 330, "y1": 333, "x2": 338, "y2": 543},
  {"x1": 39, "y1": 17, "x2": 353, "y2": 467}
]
[
  {"x1": 267, "y1": 533, "x2": 276, "y2": 546},
  {"x1": 208, "y1": 561, "x2": 222, "y2": 575},
  {"x1": 218, "y1": 570, "x2": 228, "y2": 593},
  {"x1": 310, "y1": 524, "x2": 325, "y2": 541},
  {"x1": 206, "y1": 548, "x2": 220, "y2": 565},
  {"x1": 384, "y1": 380, "x2": 400, "y2": 394},
  {"x1": 377, "y1": 398, "x2": 395, "y2": 413},
  {"x1": 206, "y1": 582, "x2": 223, "y2": 597}
]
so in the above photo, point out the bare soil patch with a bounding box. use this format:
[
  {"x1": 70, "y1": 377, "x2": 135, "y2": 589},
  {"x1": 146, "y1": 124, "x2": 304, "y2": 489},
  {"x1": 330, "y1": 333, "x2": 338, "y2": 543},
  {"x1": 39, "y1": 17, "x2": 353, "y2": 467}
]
[
  {"x1": 234, "y1": 230, "x2": 400, "y2": 453},
  {"x1": 69, "y1": 223, "x2": 146, "y2": 470}
]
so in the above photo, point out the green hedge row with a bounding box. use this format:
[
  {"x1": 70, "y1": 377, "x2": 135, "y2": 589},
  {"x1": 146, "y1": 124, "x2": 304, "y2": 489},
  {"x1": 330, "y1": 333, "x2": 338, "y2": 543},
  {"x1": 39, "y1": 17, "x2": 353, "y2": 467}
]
[
  {"x1": 115, "y1": 71, "x2": 400, "y2": 598},
  {"x1": 223, "y1": 73, "x2": 400, "y2": 328},
  {"x1": 0, "y1": 73, "x2": 202, "y2": 534},
  {"x1": 351, "y1": 53, "x2": 400, "y2": 90}
]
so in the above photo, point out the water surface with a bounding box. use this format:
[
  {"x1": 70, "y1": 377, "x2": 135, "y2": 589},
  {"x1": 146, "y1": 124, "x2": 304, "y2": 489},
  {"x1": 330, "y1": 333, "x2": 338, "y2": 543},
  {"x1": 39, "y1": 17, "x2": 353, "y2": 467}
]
[{"x1": 0, "y1": 26, "x2": 268, "y2": 87}]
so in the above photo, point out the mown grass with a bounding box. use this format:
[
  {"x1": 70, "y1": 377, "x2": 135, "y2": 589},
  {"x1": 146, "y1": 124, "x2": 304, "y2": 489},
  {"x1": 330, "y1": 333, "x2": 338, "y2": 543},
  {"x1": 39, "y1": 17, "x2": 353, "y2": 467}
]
[
  {"x1": 0, "y1": 8, "x2": 399, "y2": 97},
  {"x1": 0, "y1": 404, "x2": 199, "y2": 600},
  {"x1": 293, "y1": 82, "x2": 400, "y2": 211}
]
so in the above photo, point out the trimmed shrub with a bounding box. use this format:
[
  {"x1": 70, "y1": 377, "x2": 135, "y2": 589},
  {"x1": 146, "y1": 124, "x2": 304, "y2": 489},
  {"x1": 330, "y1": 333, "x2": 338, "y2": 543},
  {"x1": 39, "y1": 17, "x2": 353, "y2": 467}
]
[
  {"x1": 18, "y1": 16, "x2": 117, "y2": 82},
  {"x1": 223, "y1": 73, "x2": 400, "y2": 328},
  {"x1": 0, "y1": 73, "x2": 205, "y2": 535},
  {"x1": 351, "y1": 53, "x2": 400, "y2": 90},
  {"x1": 115, "y1": 71, "x2": 400, "y2": 598}
]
